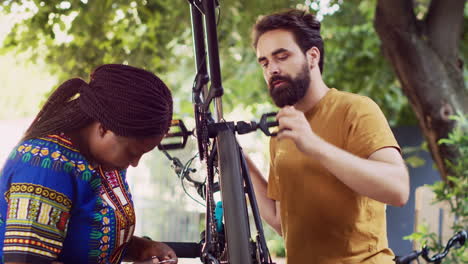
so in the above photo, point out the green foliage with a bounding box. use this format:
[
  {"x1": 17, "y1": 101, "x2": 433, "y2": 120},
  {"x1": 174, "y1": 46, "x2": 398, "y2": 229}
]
[
  {"x1": 1, "y1": 0, "x2": 186, "y2": 78},
  {"x1": 267, "y1": 236, "x2": 286, "y2": 257},
  {"x1": 405, "y1": 113, "x2": 468, "y2": 263},
  {"x1": 263, "y1": 223, "x2": 285, "y2": 257},
  {"x1": 435, "y1": 114, "x2": 468, "y2": 230},
  {"x1": 405, "y1": 155, "x2": 426, "y2": 169},
  {"x1": 0, "y1": 0, "x2": 418, "y2": 125},
  {"x1": 402, "y1": 145, "x2": 428, "y2": 169},
  {"x1": 0, "y1": 0, "x2": 298, "y2": 115},
  {"x1": 321, "y1": 0, "x2": 415, "y2": 126}
]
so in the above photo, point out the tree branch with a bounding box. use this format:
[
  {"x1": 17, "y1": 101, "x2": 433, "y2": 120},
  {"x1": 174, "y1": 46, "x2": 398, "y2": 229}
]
[
  {"x1": 374, "y1": 0, "x2": 468, "y2": 180},
  {"x1": 426, "y1": 0, "x2": 465, "y2": 63},
  {"x1": 375, "y1": 0, "x2": 418, "y2": 34}
]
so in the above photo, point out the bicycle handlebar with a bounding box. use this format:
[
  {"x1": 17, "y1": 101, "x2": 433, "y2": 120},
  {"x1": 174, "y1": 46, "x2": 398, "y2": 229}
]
[
  {"x1": 394, "y1": 250, "x2": 423, "y2": 264},
  {"x1": 394, "y1": 230, "x2": 467, "y2": 264},
  {"x1": 158, "y1": 112, "x2": 278, "y2": 150},
  {"x1": 422, "y1": 230, "x2": 467, "y2": 263}
]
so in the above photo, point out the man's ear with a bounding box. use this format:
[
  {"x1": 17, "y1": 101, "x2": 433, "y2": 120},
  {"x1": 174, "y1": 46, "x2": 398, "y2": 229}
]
[{"x1": 305, "y1": 46, "x2": 321, "y2": 69}]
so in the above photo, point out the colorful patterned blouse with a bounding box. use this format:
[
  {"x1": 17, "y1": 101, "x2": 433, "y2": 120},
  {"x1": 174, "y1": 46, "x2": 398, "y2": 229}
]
[{"x1": 0, "y1": 134, "x2": 136, "y2": 264}]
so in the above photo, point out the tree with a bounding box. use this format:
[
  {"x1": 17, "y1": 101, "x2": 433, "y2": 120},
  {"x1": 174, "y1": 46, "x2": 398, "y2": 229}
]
[
  {"x1": 0, "y1": 0, "x2": 308, "y2": 117},
  {"x1": 374, "y1": 0, "x2": 467, "y2": 180},
  {"x1": 0, "y1": 0, "x2": 411, "y2": 121},
  {"x1": 1, "y1": 0, "x2": 466, "y2": 179}
]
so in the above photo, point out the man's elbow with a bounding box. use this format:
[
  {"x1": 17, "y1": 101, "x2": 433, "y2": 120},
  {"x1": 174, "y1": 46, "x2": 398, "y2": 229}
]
[
  {"x1": 392, "y1": 190, "x2": 409, "y2": 207},
  {"x1": 392, "y1": 169, "x2": 410, "y2": 207}
]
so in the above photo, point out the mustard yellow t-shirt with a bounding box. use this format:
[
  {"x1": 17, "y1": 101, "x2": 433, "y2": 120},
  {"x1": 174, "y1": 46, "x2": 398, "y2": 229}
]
[{"x1": 268, "y1": 88, "x2": 400, "y2": 264}]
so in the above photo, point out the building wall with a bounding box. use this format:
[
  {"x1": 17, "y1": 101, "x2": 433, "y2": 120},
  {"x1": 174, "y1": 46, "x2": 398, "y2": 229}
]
[{"x1": 387, "y1": 126, "x2": 441, "y2": 255}]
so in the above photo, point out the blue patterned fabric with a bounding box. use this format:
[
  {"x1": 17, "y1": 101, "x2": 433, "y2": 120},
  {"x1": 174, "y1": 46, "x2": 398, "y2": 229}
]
[{"x1": 0, "y1": 135, "x2": 136, "y2": 264}]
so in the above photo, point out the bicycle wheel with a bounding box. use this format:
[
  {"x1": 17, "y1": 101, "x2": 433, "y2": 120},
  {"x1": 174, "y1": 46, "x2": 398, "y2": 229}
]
[{"x1": 216, "y1": 128, "x2": 254, "y2": 264}]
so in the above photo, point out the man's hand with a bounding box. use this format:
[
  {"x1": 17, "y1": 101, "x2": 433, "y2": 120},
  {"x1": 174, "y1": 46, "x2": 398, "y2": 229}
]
[{"x1": 276, "y1": 106, "x2": 320, "y2": 155}]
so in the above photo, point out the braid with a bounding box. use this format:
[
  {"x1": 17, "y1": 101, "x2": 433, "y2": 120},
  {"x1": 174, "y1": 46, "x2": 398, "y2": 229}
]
[
  {"x1": 80, "y1": 64, "x2": 173, "y2": 138},
  {"x1": 23, "y1": 64, "x2": 173, "y2": 141},
  {"x1": 23, "y1": 78, "x2": 93, "y2": 140}
]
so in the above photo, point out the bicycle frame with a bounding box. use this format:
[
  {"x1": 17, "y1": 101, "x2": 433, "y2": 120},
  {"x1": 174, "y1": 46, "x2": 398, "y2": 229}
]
[{"x1": 157, "y1": 1, "x2": 275, "y2": 264}]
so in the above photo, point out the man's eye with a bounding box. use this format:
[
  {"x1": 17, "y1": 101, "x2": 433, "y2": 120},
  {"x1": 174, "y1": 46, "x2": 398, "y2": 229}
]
[
  {"x1": 278, "y1": 55, "x2": 288, "y2": 60},
  {"x1": 261, "y1": 63, "x2": 268, "y2": 68}
]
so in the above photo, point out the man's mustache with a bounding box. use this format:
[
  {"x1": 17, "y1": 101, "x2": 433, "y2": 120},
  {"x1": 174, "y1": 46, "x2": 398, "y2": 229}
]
[{"x1": 269, "y1": 75, "x2": 291, "y2": 87}]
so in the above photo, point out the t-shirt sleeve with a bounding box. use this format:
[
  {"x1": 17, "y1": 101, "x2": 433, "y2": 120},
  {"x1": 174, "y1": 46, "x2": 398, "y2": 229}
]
[
  {"x1": 267, "y1": 139, "x2": 280, "y2": 201},
  {"x1": 345, "y1": 96, "x2": 400, "y2": 158},
  {"x1": 2, "y1": 163, "x2": 74, "y2": 263}
]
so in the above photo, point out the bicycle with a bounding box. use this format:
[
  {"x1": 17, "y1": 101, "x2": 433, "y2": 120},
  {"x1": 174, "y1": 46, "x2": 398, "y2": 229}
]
[
  {"x1": 156, "y1": 0, "x2": 278, "y2": 263},
  {"x1": 394, "y1": 230, "x2": 467, "y2": 264}
]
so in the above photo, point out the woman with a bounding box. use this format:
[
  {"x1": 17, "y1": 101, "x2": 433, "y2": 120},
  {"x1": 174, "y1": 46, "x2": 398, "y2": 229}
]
[{"x1": 0, "y1": 64, "x2": 177, "y2": 264}]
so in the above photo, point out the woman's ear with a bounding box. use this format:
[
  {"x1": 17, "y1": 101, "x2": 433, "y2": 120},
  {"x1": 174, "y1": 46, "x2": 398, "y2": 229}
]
[
  {"x1": 305, "y1": 46, "x2": 321, "y2": 70},
  {"x1": 96, "y1": 122, "x2": 111, "y2": 138}
]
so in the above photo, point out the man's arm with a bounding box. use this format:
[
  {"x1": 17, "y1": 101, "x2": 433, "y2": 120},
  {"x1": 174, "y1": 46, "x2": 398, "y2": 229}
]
[
  {"x1": 245, "y1": 156, "x2": 282, "y2": 235},
  {"x1": 277, "y1": 106, "x2": 409, "y2": 207},
  {"x1": 313, "y1": 143, "x2": 409, "y2": 206}
]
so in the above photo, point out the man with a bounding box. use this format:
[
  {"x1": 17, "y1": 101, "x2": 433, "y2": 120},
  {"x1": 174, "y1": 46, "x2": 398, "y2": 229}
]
[{"x1": 246, "y1": 9, "x2": 409, "y2": 263}]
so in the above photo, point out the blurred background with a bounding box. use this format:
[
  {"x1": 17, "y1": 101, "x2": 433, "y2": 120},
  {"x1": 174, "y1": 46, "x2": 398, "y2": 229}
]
[{"x1": 0, "y1": 0, "x2": 466, "y2": 263}]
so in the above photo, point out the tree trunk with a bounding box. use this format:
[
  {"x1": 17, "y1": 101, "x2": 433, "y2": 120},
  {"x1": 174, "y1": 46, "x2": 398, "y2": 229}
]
[{"x1": 374, "y1": 0, "x2": 468, "y2": 180}]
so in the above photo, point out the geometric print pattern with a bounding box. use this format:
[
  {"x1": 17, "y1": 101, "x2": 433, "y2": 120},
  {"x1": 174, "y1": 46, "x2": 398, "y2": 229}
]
[
  {"x1": 3, "y1": 183, "x2": 72, "y2": 262},
  {"x1": 1, "y1": 134, "x2": 136, "y2": 264},
  {"x1": 10, "y1": 135, "x2": 96, "y2": 182},
  {"x1": 5, "y1": 183, "x2": 72, "y2": 232},
  {"x1": 92, "y1": 169, "x2": 136, "y2": 264}
]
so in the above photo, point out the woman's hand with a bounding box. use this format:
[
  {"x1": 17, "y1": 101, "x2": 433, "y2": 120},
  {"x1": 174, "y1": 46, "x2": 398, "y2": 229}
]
[
  {"x1": 140, "y1": 241, "x2": 177, "y2": 263},
  {"x1": 125, "y1": 236, "x2": 178, "y2": 264},
  {"x1": 133, "y1": 255, "x2": 177, "y2": 264}
]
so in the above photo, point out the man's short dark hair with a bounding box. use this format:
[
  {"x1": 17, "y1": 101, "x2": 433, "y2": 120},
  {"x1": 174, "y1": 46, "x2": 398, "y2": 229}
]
[{"x1": 252, "y1": 9, "x2": 325, "y2": 73}]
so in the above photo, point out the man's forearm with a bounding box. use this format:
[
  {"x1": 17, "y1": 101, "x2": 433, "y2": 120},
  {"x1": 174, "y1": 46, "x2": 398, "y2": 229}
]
[
  {"x1": 310, "y1": 139, "x2": 409, "y2": 206},
  {"x1": 245, "y1": 156, "x2": 282, "y2": 234}
]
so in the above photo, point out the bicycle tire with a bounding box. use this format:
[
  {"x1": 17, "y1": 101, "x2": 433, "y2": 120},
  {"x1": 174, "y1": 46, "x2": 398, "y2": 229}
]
[{"x1": 216, "y1": 128, "x2": 254, "y2": 264}]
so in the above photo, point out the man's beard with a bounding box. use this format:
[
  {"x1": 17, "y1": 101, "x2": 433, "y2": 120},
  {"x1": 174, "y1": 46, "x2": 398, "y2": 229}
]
[{"x1": 268, "y1": 62, "x2": 310, "y2": 108}]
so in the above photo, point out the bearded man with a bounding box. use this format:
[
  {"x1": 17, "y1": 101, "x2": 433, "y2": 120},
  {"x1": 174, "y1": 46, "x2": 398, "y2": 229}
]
[{"x1": 246, "y1": 9, "x2": 410, "y2": 264}]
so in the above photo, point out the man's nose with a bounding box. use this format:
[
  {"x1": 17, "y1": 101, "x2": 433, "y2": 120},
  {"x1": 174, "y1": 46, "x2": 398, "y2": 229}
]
[{"x1": 267, "y1": 62, "x2": 281, "y2": 76}]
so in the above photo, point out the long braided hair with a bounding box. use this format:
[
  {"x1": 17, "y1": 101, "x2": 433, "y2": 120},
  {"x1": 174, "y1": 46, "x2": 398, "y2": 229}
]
[{"x1": 23, "y1": 64, "x2": 173, "y2": 140}]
